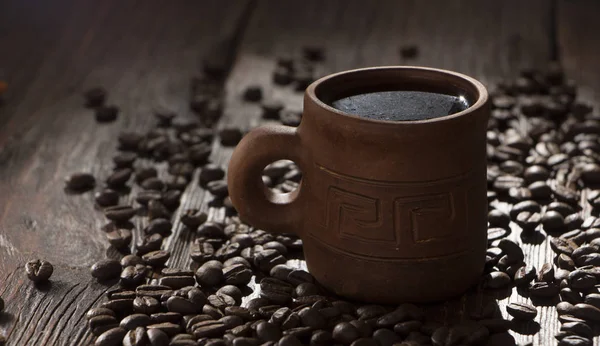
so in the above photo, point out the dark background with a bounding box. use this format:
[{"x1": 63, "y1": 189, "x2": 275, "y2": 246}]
[{"x1": 0, "y1": 0, "x2": 598, "y2": 345}]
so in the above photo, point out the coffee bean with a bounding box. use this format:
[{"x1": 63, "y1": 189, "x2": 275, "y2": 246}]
[
  {"x1": 510, "y1": 200, "x2": 541, "y2": 219},
  {"x1": 65, "y1": 172, "x2": 95, "y2": 191},
  {"x1": 147, "y1": 199, "x2": 171, "y2": 220},
  {"x1": 372, "y1": 328, "x2": 399, "y2": 346},
  {"x1": 136, "y1": 233, "x2": 164, "y2": 255},
  {"x1": 150, "y1": 312, "x2": 181, "y2": 324},
  {"x1": 207, "y1": 180, "x2": 229, "y2": 198},
  {"x1": 86, "y1": 308, "x2": 116, "y2": 320},
  {"x1": 506, "y1": 302, "x2": 537, "y2": 320},
  {"x1": 89, "y1": 314, "x2": 118, "y2": 331},
  {"x1": 158, "y1": 276, "x2": 195, "y2": 289},
  {"x1": 96, "y1": 105, "x2": 119, "y2": 123},
  {"x1": 142, "y1": 218, "x2": 172, "y2": 237},
  {"x1": 550, "y1": 237, "x2": 579, "y2": 255},
  {"x1": 147, "y1": 322, "x2": 181, "y2": 336},
  {"x1": 529, "y1": 281, "x2": 559, "y2": 297},
  {"x1": 483, "y1": 271, "x2": 511, "y2": 289},
  {"x1": 133, "y1": 296, "x2": 160, "y2": 314},
  {"x1": 515, "y1": 211, "x2": 541, "y2": 231},
  {"x1": 180, "y1": 209, "x2": 208, "y2": 230},
  {"x1": 123, "y1": 327, "x2": 148, "y2": 346},
  {"x1": 561, "y1": 321, "x2": 593, "y2": 339},
  {"x1": 141, "y1": 177, "x2": 165, "y2": 191},
  {"x1": 142, "y1": 250, "x2": 170, "y2": 267},
  {"x1": 217, "y1": 285, "x2": 243, "y2": 305},
  {"x1": 571, "y1": 303, "x2": 600, "y2": 322},
  {"x1": 243, "y1": 86, "x2": 262, "y2": 102},
  {"x1": 280, "y1": 109, "x2": 302, "y2": 127},
  {"x1": 537, "y1": 263, "x2": 554, "y2": 282},
  {"x1": 558, "y1": 335, "x2": 592, "y2": 346},
  {"x1": 84, "y1": 87, "x2": 106, "y2": 107},
  {"x1": 25, "y1": 259, "x2": 53, "y2": 283},
  {"x1": 146, "y1": 328, "x2": 170, "y2": 346},
  {"x1": 513, "y1": 264, "x2": 536, "y2": 286},
  {"x1": 166, "y1": 296, "x2": 198, "y2": 315},
  {"x1": 478, "y1": 318, "x2": 512, "y2": 334},
  {"x1": 121, "y1": 265, "x2": 148, "y2": 287},
  {"x1": 95, "y1": 327, "x2": 126, "y2": 346},
  {"x1": 106, "y1": 227, "x2": 132, "y2": 249},
  {"x1": 104, "y1": 205, "x2": 136, "y2": 222},
  {"x1": 161, "y1": 189, "x2": 181, "y2": 210},
  {"x1": 543, "y1": 210, "x2": 566, "y2": 231},
  {"x1": 195, "y1": 263, "x2": 223, "y2": 287},
  {"x1": 91, "y1": 259, "x2": 121, "y2": 281},
  {"x1": 494, "y1": 175, "x2": 524, "y2": 193},
  {"x1": 254, "y1": 249, "x2": 287, "y2": 272},
  {"x1": 569, "y1": 270, "x2": 597, "y2": 290},
  {"x1": 488, "y1": 209, "x2": 510, "y2": 229},
  {"x1": 192, "y1": 320, "x2": 227, "y2": 338},
  {"x1": 332, "y1": 322, "x2": 360, "y2": 344},
  {"x1": 95, "y1": 189, "x2": 120, "y2": 207},
  {"x1": 220, "y1": 127, "x2": 243, "y2": 146},
  {"x1": 120, "y1": 314, "x2": 151, "y2": 330}
]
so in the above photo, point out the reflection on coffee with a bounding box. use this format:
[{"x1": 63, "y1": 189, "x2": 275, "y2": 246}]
[{"x1": 330, "y1": 90, "x2": 470, "y2": 121}]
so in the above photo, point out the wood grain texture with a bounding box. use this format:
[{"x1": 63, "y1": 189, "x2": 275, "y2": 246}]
[
  {"x1": 0, "y1": 1, "x2": 252, "y2": 345},
  {"x1": 221, "y1": 1, "x2": 554, "y2": 345}
]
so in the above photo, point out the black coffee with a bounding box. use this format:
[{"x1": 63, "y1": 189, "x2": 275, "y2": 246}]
[{"x1": 330, "y1": 90, "x2": 470, "y2": 121}]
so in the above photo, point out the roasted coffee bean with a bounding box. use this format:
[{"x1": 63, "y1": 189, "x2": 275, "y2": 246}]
[
  {"x1": 332, "y1": 322, "x2": 360, "y2": 344},
  {"x1": 488, "y1": 209, "x2": 510, "y2": 229},
  {"x1": 106, "y1": 168, "x2": 133, "y2": 188},
  {"x1": 220, "y1": 127, "x2": 243, "y2": 146},
  {"x1": 493, "y1": 175, "x2": 524, "y2": 193},
  {"x1": 537, "y1": 263, "x2": 555, "y2": 282},
  {"x1": 120, "y1": 314, "x2": 151, "y2": 330},
  {"x1": 95, "y1": 189, "x2": 120, "y2": 207},
  {"x1": 568, "y1": 270, "x2": 597, "y2": 290},
  {"x1": 200, "y1": 164, "x2": 225, "y2": 185},
  {"x1": 86, "y1": 308, "x2": 116, "y2": 320},
  {"x1": 561, "y1": 321, "x2": 593, "y2": 339},
  {"x1": 280, "y1": 109, "x2": 302, "y2": 127},
  {"x1": 147, "y1": 322, "x2": 181, "y2": 336},
  {"x1": 91, "y1": 259, "x2": 121, "y2": 281},
  {"x1": 198, "y1": 222, "x2": 225, "y2": 238},
  {"x1": 136, "y1": 234, "x2": 164, "y2": 255},
  {"x1": 106, "y1": 227, "x2": 132, "y2": 249},
  {"x1": 166, "y1": 296, "x2": 198, "y2": 315},
  {"x1": 372, "y1": 328, "x2": 400, "y2": 346},
  {"x1": 192, "y1": 320, "x2": 227, "y2": 338},
  {"x1": 261, "y1": 100, "x2": 284, "y2": 120},
  {"x1": 483, "y1": 271, "x2": 511, "y2": 289},
  {"x1": 208, "y1": 293, "x2": 236, "y2": 309},
  {"x1": 195, "y1": 263, "x2": 224, "y2": 287},
  {"x1": 135, "y1": 190, "x2": 162, "y2": 206},
  {"x1": 142, "y1": 250, "x2": 170, "y2": 267},
  {"x1": 356, "y1": 305, "x2": 387, "y2": 320},
  {"x1": 297, "y1": 307, "x2": 326, "y2": 329},
  {"x1": 394, "y1": 321, "x2": 422, "y2": 336},
  {"x1": 478, "y1": 318, "x2": 512, "y2": 333},
  {"x1": 556, "y1": 268, "x2": 571, "y2": 282},
  {"x1": 146, "y1": 328, "x2": 170, "y2": 346},
  {"x1": 95, "y1": 327, "x2": 126, "y2": 346},
  {"x1": 523, "y1": 165, "x2": 550, "y2": 182},
  {"x1": 514, "y1": 264, "x2": 536, "y2": 286},
  {"x1": 543, "y1": 211, "x2": 566, "y2": 231},
  {"x1": 89, "y1": 315, "x2": 118, "y2": 330},
  {"x1": 25, "y1": 259, "x2": 53, "y2": 283},
  {"x1": 286, "y1": 270, "x2": 314, "y2": 286},
  {"x1": 584, "y1": 293, "x2": 600, "y2": 309},
  {"x1": 113, "y1": 152, "x2": 137, "y2": 169},
  {"x1": 123, "y1": 327, "x2": 148, "y2": 346},
  {"x1": 576, "y1": 253, "x2": 600, "y2": 266},
  {"x1": 243, "y1": 86, "x2": 262, "y2": 102},
  {"x1": 571, "y1": 303, "x2": 600, "y2": 322},
  {"x1": 190, "y1": 240, "x2": 215, "y2": 263},
  {"x1": 144, "y1": 218, "x2": 172, "y2": 237},
  {"x1": 95, "y1": 105, "x2": 119, "y2": 123},
  {"x1": 161, "y1": 189, "x2": 181, "y2": 210},
  {"x1": 506, "y1": 302, "x2": 537, "y2": 320},
  {"x1": 509, "y1": 187, "x2": 532, "y2": 201},
  {"x1": 550, "y1": 237, "x2": 578, "y2": 255},
  {"x1": 561, "y1": 288, "x2": 583, "y2": 304},
  {"x1": 207, "y1": 180, "x2": 229, "y2": 198},
  {"x1": 135, "y1": 167, "x2": 158, "y2": 183},
  {"x1": 133, "y1": 296, "x2": 160, "y2": 314},
  {"x1": 84, "y1": 87, "x2": 106, "y2": 107},
  {"x1": 529, "y1": 279, "x2": 560, "y2": 296},
  {"x1": 147, "y1": 200, "x2": 171, "y2": 220},
  {"x1": 158, "y1": 276, "x2": 195, "y2": 289},
  {"x1": 150, "y1": 312, "x2": 181, "y2": 324},
  {"x1": 254, "y1": 249, "x2": 287, "y2": 272},
  {"x1": 180, "y1": 209, "x2": 208, "y2": 229},
  {"x1": 104, "y1": 205, "x2": 136, "y2": 222},
  {"x1": 515, "y1": 211, "x2": 541, "y2": 231},
  {"x1": 141, "y1": 177, "x2": 165, "y2": 191},
  {"x1": 277, "y1": 335, "x2": 302, "y2": 346},
  {"x1": 350, "y1": 338, "x2": 378, "y2": 346},
  {"x1": 510, "y1": 200, "x2": 541, "y2": 219},
  {"x1": 121, "y1": 265, "x2": 148, "y2": 287},
  {"x1": 295, "y1": 282, "x2": 320, "y2": 297},
  {"x1": 65, "y1": 172, "x2": 95, "y2": 191},
  {"x1": 217, "y1": 285, "x2": 243, "y2": 305}
]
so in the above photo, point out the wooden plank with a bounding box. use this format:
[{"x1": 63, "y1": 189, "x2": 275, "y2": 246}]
[
  {"x1": 220, "y1": 1, "x2": 554, "y2": 345},
  {"x1": 0, "y1": 1, "x2": 252, "y2": 344},
  {"x1": 557, "y1": 0, "x2": 600, "y2": 108}
]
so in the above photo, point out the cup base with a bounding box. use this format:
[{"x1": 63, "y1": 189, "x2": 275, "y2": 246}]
[{"x1": 303, "y1": 237, "x2": 485, "y2": 304}]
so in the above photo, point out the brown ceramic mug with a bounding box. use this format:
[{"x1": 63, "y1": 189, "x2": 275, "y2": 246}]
[{"x1": 228, "y1": 66, "x2": 489, "y2": 303}]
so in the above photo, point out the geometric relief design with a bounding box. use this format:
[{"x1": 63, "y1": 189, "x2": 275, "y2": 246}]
[
  {"x1": 326, "y1": 187, "x2": 386, "y2": 242},
  {"x1": 394, "y1": 192, "x2": 456, "y2": 244}
]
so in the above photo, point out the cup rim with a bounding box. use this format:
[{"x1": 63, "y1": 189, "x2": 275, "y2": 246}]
[{"x1": 306, "y1": 66, "x2": 489, "y2": 125}]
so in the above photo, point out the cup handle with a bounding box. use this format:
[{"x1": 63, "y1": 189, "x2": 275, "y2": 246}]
[{"x1": 227, "y1": 125, "x2": 304, "y2": 235}]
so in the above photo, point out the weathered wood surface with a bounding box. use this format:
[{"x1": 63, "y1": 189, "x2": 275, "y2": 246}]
[
  {"x1": 0, "y1": 1, "x2": 253, "y2": 345},
  {"x1": 1, "y1": 0, "x2": 599, "y2": 345}
]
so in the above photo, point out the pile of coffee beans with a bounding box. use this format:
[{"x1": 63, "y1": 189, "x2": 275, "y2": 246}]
[{"x1": 53, "y1": 47, "x2": 598, "y2": 346}]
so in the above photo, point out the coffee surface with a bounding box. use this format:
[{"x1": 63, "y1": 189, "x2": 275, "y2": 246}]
[{"x1": 330, "y1": 90, "x2": 470, "y2": 121}]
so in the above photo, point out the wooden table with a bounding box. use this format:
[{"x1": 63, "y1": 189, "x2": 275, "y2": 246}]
[{"x1": 0, "y1": 1, "x2": 598, "y2": 345}]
